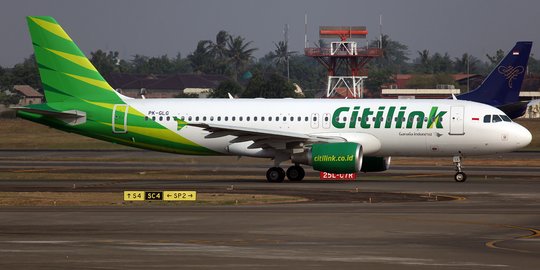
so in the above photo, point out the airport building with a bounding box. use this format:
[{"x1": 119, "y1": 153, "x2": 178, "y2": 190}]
[{"x1": 105, "y1": 73, "x2": 228, "y2": 98}]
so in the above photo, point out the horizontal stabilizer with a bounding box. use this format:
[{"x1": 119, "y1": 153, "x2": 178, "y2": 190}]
[{"x1": 11, "y1": 106, "x2": 86, "y2": 126}]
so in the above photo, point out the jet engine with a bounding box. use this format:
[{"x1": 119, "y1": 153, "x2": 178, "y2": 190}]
[{"x1": 291, "y1": 142, "x2": 363, "y2": 173}]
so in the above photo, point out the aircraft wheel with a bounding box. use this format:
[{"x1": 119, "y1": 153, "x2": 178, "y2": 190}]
[
  {"x1": 286, "y1": 166, "x2": 305, "y2": 181},
  {"x1": 454, "y1": 172, "x2": 467, "y2": 182},
  {"x1": 266, "y1": 167, "x2": 285, "y2": 183}
]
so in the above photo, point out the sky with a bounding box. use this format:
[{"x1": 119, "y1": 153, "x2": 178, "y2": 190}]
[{"x1": 1, "y1": 0, "x2": 540, "y2": 67}]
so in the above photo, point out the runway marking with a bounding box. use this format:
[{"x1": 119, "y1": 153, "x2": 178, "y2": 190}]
[
  {"x1": 402, "y1": 174, "x2": 446, "y2": 178},
  {"x1": 384, "y1": 216, "x2": 540, "y2": 254},
  {"x1": 10, "y1": 168, "x2": 61, "y2": 173},
  {"x1": 485, "y1": 225, "x2": 540, "y2": 253}
]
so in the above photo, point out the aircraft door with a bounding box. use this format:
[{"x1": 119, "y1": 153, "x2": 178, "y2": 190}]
[
  {"x1": 449, "y1": 106, "x2": 464, "y2": 135},
  {"x1": 310, "y1": 113, "x2": 319, "y2": 129},
  {"x1": 112, "y1": 104, "x2": 128, "y2": 133},
  {"x1": 322, "y1": 113, "x2": 331, "y2": 129}
]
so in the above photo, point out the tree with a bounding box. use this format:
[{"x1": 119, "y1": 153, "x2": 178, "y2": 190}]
[
  {"x1": 211, "y1": 31, "x2": 229, "y2": 59},
  {"x1": 10, "y1": 54, "x2": 41, "y2": 89},
  {"x1": 528, "y1": 55, "x2": 540, "y2": 75},
  {"x1": 209, "y1": 79, "x2": 243, "y2": 98},
  {"x1": 188, "y1": 40, "x2": 214, "y2": 73},
  {"x1": 415, "y1": 49, "x2": 431, "y2": 73},
  {"x1": 171, "y1": 53, "x2": 192, "y2": 73},
  {"x1": 90, "y1": 50, "x2": 122, "y2": 75},
  {"x1": 241, "y1": 71, "x2": 265, "y2": 97},
  {"x1": 486, "y1": 49, "x2": 505, "y2": 69},
  {"x1": 287, "y1": 55, "x2": 326, "y2": 92},
  {"x1": 454, "y1": 53, "x2": 480, "y2": 74},
  {"x1": 242, "y1": 72, "x2": 296, "y2": 98},
  {"x1": 430, "y1": 52, "x2": 453, "y2": 73},
  {"x1": 209, "y1": 31, "x2": 231, "y2": 75},
  {"x1": 268, "y1": 41, "x2": 296, "y2": 78},
  {"x1": 369, "y1": 35, "x2": 409, "y2": 73},
  {"x1": 364, "y1": 69, "x2": 395, "y2": 97},
  {"x1": 406, "y1": 74, "x2": 456, "y2": 89},
  {"x1": 226, "y1": 35, "x2": 257, "y2": 81},
  {"x1": 0, "y1": 91, "x2": 20, "y2": 105}
]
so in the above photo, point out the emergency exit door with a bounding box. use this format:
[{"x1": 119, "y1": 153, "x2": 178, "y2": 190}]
[
  {"x1": 112, "y1": 104, "x2": 128, "y2": 133},
  {"x1": 449, "y1": 106, "x2": 464, "y2": 135}
]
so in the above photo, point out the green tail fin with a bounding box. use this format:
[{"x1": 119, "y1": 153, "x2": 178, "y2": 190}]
[{"x1": 26, "y1": 16, "x2": 122, "y2": 104}]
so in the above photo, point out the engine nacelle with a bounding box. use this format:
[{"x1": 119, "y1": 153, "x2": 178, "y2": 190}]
[
  {"x1": 360, "y1": 156, "x2": 391, "y2": 172},
  {"x1": 291, "y1": 142, "x2": 363, "y2": 173}
]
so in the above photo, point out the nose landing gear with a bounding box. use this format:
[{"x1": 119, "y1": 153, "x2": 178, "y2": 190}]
[{"x1": 453, "y1": 155, "x2": 467, "y2": 182}]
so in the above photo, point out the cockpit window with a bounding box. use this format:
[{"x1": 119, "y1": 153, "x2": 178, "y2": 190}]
[
  {"x1": 492, "y1": 115, "x2": 502, "y2": 123},
  {"x1": 500, "y1": 115, "x2": 512, "y2": 122},
  {"x1": 483, "y1": 115, "x2": 491, "y2": 123}
]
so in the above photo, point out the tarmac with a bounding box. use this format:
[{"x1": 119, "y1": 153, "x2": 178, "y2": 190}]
[{"x1": 0, "y1": 150, "x2": 539, "y2": 269}]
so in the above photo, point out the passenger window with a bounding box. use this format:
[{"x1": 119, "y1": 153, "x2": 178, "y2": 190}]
[
  {"x1": 180, "y1": 116, "x2": 185, "y2": 121},
  {"x1": 313, "y1": 117, "x2": 317, "y2": 121},
  {"x1": 290, "y1": 116, "x2": 294, "y2": 121},
  {"x1": 239, "y1": 116, "x2": 243, "y2": 121},
  {"x1": 232, "y1": 116, "x2": 236, "y2": 121},
  {"x1": 275, "y1": 117, "x2": 279, "y2": 122},
  {"x1": 268, "y1": 117, "x2": 272, "y2": 122},
  {"x1": 254, "y1": 116, "x2": 257, "y2": 121},
  {"x1": 225, "y1": 116, "x2": 228, "y2": 121},
  {"x1": 483, "y1": 115, "x2": 491, "y2": 123},
  {"x1": 501, "y1": 115, "x2": 512, "y2": 122},
  {"x1": 305, "y1": 116, "x2": 308, "y2": 121},
  {"x1": 195, "y1": 116, "x2": 199, "y2": 121},
  {"x1": 152, "y1": 116, "x2": 156, "y2": 121},
  {"x1": 210, "y1": 116, "x2": 214, "y2": 121},
  {"x1": 246, "y1": 116, "x2": 250, "y2": 121},
  {"x1": 325, "y1": 116, "x2": 329, "y2": 121},
  {"x1": 217, "y1": 116, "x2": 221, "y2": 121},
  {"x1": 297, "y1": 116, "x2": 301, "y2": 121},
  {"x1": 203, "y1": 116, "x2": 207, "y2": 121},
  {"x1": 283, "y1": 116, "x2": 286, "y2": 121},
  {"x1": 144, "y1": 116, "x2": 149, "y2": 121},
  {"x1": 261, "y1": 116, "x2": 265, "y2": 121},
  {"x1": 166, "y1": 116, "x2": 170, "y2": 121},
  {"x1": 159, "y1": 116, "x2": 163, "y2": 121},
  {"x1": 492, "y1": 115, "x2": 502, "y2": 123}
]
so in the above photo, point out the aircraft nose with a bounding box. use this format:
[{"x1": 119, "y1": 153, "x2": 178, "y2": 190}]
[{"x1": 512, "y1": 123, "x2": 532, "y2": 148}]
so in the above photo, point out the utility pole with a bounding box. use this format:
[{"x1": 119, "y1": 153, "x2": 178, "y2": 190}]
[
  {"x1": 467, "y1": 53, "x2": 470, "y2": 92},
  {"x1": 284, "y1": 24, "x2": 290, "y2": 81}
]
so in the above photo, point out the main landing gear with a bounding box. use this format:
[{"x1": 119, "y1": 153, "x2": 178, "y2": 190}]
[
  {"x1": 453, "y1": 155, "x2": 467, "y2": 182},
  {"x1": 266, "y1": 165, "x2": 305, "y2": 182}
]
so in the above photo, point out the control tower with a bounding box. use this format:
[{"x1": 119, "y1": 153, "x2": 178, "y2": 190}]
[{"x1": 305, "y1": 26, "x2": 382, "y2": 98}]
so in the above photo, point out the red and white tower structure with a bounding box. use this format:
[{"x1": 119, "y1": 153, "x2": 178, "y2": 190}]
[{"x1": 305, "y1": 26, "x2": 382, "y2": 98}]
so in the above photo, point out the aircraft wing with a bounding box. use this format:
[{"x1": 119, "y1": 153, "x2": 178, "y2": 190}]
[{"x1": 188, "y1": 122, "x2": 345, "y2": 150}]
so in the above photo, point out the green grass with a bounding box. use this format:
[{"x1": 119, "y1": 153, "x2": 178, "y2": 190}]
[{"x1": 0, "y1": 119, "x2": 129, "y2": 150}]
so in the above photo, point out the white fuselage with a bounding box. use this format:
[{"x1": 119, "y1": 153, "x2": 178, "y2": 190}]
[{"x1": 123, "y1": 98, "x2": 532, "y2": 157}]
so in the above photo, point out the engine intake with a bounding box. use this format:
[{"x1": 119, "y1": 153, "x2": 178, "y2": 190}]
[{"x1": 292, "y1": 142, "x2": 363, "y2": 174}]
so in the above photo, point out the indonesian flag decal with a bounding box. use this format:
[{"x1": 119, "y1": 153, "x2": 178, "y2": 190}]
[
  {"x1": 472, "y1": 117, "x2": 480, "y2": 121},
  {"x1": 513, "y1": 50, "x2": 520, "y2": 56}
]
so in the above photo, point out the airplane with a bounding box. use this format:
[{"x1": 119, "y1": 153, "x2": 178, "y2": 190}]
[
  {"x1": 14, "y1": 16, "x2": 533, "y2": 183},
  {"x1": 457, "y1": 41, "x2": 532, "y2": 119}
]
